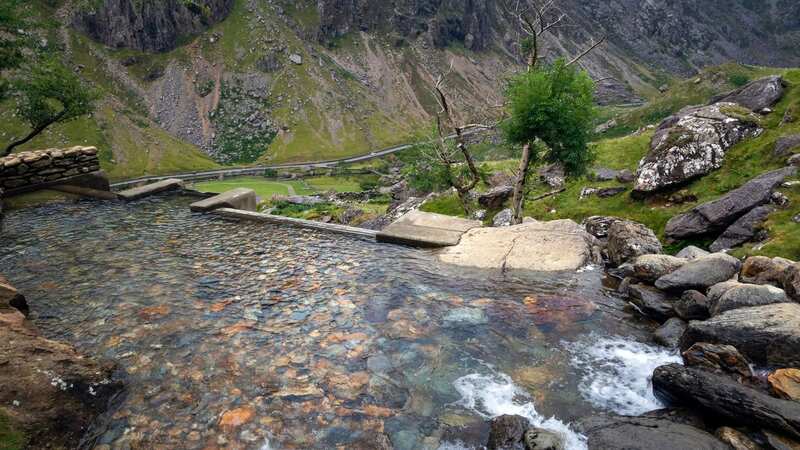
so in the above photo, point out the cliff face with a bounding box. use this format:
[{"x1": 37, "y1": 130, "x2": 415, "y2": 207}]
[{"x1": 74, "y1": 0, "x2": 234, "y2": 52}]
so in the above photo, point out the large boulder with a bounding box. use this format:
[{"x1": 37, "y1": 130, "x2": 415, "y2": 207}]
[
  {"x1": 633, "y1": 103, "x2": 763, "y2": 195},
  {"x1": 741, "y1": 256, "x2": 793, "y2": 287},
  {"x1": 607, "y1": 220, "x2": 662, "y2": 266},
  {"x1": 478, "y1": 186, "x2": 514, "y2": 210},
  {"x1": 784, "y1": 263, "x2": 800, "y2": 301},
  {"x1": 709, "y1": 205, "x2": 775, "y2": 252},
  {"x1": 627, "y1": 284, "x2": 676, "y2": 322},
  {"x1": 653, "y1": 363, "x2": 800, "y2": 439},
  {"x1": 710, "y1": 283, "x2": 789, "y2": 316},
  {"x1": 632, "y1": 254, "x2": 687, "y2": 283},
  {"x1": 655, "y1": 253, "x2": 741, "y2": 292},
  {"x1": 680, "y1": 303, "x2": 800, "y2": 366},
  {"x1": 674, "y1": 290, "x2": 711, "y2": 320},
  {"x1": 576, "y1": 414, "x2": 728, "y2": 450},
  {"x1": 676, "y1": 245, "x2": 710, "y2": 260},
  {"x1": 583, "y1": 216, "x2": 625, "y2": 239},
  {"x1": 712, "y1": 76, "x2": 786, "y2": 112},
  {"x1": 665, "y1": 167, "x2": 796, "y2": 240}
]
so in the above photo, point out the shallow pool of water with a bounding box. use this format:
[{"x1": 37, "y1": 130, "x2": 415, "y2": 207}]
[{"x1": 0, "y1": 195, "x2": 678, "y2": 449}]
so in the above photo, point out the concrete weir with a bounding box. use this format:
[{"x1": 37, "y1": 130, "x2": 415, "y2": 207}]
[
  {"x1": 117, "y1": 178, "x2": 184, "y2": 201},
  {"x1": 190, "y1": 188, "x2": 257, "y2": 212},
  {"x1": 376, "y1": 210, "x2": 482, "y2": 248}
]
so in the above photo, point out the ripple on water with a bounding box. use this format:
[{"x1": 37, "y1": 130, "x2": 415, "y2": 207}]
[{"x1": 565, "y1": 335, "x2": 682, "y2": 416}]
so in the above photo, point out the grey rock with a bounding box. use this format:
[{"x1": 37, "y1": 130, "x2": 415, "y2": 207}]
[
  {"x1": 616, "y1": 169, "x2": 635, "y2": 184},
  {"x1": 592, "y1": 167, "x2": 619, "y2": 181},
  {"x1": 653, "y1": 363, "x2": 800, "y2": 439},
  {"x1": 707, "y1": 280, "x2": 743, "y2": 305},
  {"x1": 654, "y1": 318, "x2": 687, "y2": 349},
  {"x1": 538, "y1": 164, "x2": 565, "y2": 189},
  {"x1": 676, "y1": 245, "x2": 710, "y2": 260},
  {"x1": 681, "y1": 302, "x2": 800, "y2": 366},
  {"x1": 583, "y1": 216, "x2": 625, "y2": 239},
  {"x1": 709, "y1": 205, "x2": 775, "y2": 252},
  {"x1": 285, "y1": 195, "x2": 324, "y2": 205},
  {"x1": 674, "y1": 290, "x2": 710, "y2": 321},
  {"x1": 711, "y1": 283, "x2": 789, "y2": 316},
  {"x1": 789, "y1": 154, "x2": 800, "y2": 167},
  {"x1": 597, "y1": 187, "x2": 627, "y2": 198},
  {"x1": 524, "y1": 428, "x2": 564, "y2": 450},
  {"x1": 443, "y1": 307, "x2": 488, "y2": 327},
  {"x1": 607, "y1": 220, "x2": 663, "y2": 266},
  {"x1": 487, "y1": 414, "x2": 528, "y2": 450},
  {"x1": 772, "y1": 191, "x2": 791, "y2": 207},
  {"x1": 627, "y1": 284, "x2": 675, "y2": 322},
  {"x1": 492, "y1": 209, "x2": 514, "y2": 227},
  {"x1": 632, "y1": 254, "x2": 687, "y2": 283},
  {"x1": 471, "y1": 209, "x2": 487, "y2": 221},
  {"x1": 633, "y1": 103, "x2": 763, "y2": 195},
  {"x1": 712, "y1": 76, "x2": 786, "y2": 112},
  {"x1": 665, "y1": 167, "x2": 796, "y2": 240},
  {"x1": 289, "y1": 53, "x2": 303, "y2": 65},
  {"x1": 775, "y1": 134, "x2": 800, "y2": 157},
  {"x1": 576, "y1": 414, "x2": 728, "y2": 450},
  {"x1": 478, "y1": 186, "x2": 514, "y2": 209},
  {"x1": 655, "y1": 253, "x2": 741, "y2": 292},
  {"x1": 784, "y1": 263, "x2": 800, "y2": 301}
]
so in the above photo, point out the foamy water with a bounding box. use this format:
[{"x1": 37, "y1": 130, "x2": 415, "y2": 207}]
[
  {"x1": 442, "y1": 369, "x2": 589, "y2": 450},
  {"x1": 566, "y1": 336, "x2": 682, "y2": 415}
]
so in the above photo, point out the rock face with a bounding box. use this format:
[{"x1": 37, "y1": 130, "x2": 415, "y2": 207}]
[
  {"x1": 74, "y1": 0, "x2": 234, "y2": 52},
  {"x1": 655, "y1": 253, "x2": 741, "y2": 292},
  {"x1": 709, "y1": 205, "x2": 774, "y2": 252},
  {"x1": 607, "y1": 220, "x2": 662, "y2": 266},
  {"x1": 713, "y1": 76, "x2": 786, "y2": 112},
  {"x1": 576, "y1": 414, "x2": 728, "y2": 450},
  {"x1": 665, "y1": 167, "x2": 797, "y2": 240},
  {"x1": 438, "y1": 219, "x2": 598, "y2": 274},
  {"x1": 653, "y1": 364, "x2": 800, "y2": 439},
  {"x1": 710, "y1": 283, "x2": 789, "y2": 316},
  {"x1": 633, "y1": 103, "x2": 763, "y2": 195},
  {"x1": 0, "y1": 147, "x2": 102, "y2": 193},
  {"x1": 681, "y1": 303, "x2": 800, "y2": 366}
]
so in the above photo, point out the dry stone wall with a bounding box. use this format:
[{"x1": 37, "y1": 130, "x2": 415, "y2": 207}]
[{"x1": 0, "y1": 147, "x2": 101, "y2": 193}]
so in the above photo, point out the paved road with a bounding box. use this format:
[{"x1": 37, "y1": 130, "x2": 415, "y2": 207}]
[{"x1": 110, "y1": 128, "x2": 485, "y2": 190}]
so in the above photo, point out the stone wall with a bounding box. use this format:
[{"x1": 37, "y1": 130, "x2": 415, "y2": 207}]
[{"x1": 0, "y1": 147, "x2": 102, "y2": 193}]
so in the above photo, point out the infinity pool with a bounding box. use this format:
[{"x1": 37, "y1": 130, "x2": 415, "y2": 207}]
[{"x1": 0, "y1": 194, "x2": 679, "y2": 449}]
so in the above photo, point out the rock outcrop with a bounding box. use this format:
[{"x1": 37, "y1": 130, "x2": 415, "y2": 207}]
[
  {"x1": 665, "y1": 167, "x2": 796, "y2": 240},
  {"x1": 712, "y1": 76, "x2": 786, "y2": 112},
  {"x1": 633, "y1": 103, "x2": 763, "y2": 195},
  {"x1": 74, "y1": 0, "x2": 234, "y2": 52}
]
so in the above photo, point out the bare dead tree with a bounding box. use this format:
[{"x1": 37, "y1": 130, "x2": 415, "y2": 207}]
[{"x1": 502, "y1": 0, "x2": 607, "y2": 224}]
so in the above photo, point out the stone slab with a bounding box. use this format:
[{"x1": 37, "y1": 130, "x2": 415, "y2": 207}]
[
  {"x1": 376, "y1": 210, "x2": 482, "y2": 248},
  {"x1": 116, "y1": 178, "x2": 184, "y2": 201},
  {"x1": 190, "y1": 188, "x2": 257, "y2": 212},
  {"x1": 211, "y1": 208, "x2": 378, "y2": 239},
  {"x1": 438, "y1": 219, "x2": 596, "y2": 273}
]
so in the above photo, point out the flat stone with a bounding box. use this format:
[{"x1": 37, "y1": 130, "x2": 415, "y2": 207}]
[
  {"x1": 710, "y1": 205, "x2": 775, "y2": 252},
  {"x1": 190, "y1": 188, "x2": 257, "y2": 212},
  {"x1": 377, "y1": 211, "x2": 481, "y2": 248},
  {"x1": 711, "y1": 283, "x2": 789, "y2": 316},
  {"x1": 681, "y1": 303, "x2": 800, "y2": 366},
  {"x1": 438, "y1": 219, "x2": 596, "y2": 273},
  {"x1": 117, "y1": 178, "x2": 184, "y2": 201},
  {"x1": 655, "y1": 253, "x2": 741, "y2": 292}
]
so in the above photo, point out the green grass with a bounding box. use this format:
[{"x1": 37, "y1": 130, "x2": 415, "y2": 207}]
[
  {"x1": 305, "y1": 175, "x2": 377, "y2": 192},
  {"x1": 0, "y1": 412, "x2": 26, "y2": 450},
  {"x1": 193, "y1": 177, "x2": 313, "y2": 197}
]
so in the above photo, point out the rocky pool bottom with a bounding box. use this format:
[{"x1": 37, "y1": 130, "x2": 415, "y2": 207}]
[{"x1": 0, "y1": 194, "x2": 681, "y2": 449}]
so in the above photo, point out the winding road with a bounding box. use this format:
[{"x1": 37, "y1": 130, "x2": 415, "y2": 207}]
[{"x1": 110, "y1": 128, "x2": 486, "y2": 190}]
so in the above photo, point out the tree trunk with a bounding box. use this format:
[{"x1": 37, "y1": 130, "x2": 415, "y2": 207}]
[
  {"x1": 510, "y1": 142, "x2": 533, "y2": 225},
  {"x1": 3, "y1": 115, "x2": 62, "y2": 156}
]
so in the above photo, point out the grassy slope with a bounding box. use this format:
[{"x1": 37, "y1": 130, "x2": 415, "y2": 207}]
[
  {"x1": 425, "y1": 65, "x2": 800, "y2": 259},
  {"x1": 193, "y1": 177, "x2": 314, "y2": 197}
]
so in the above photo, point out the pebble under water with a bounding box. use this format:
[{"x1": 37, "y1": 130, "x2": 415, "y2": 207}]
[{"x1": 0, "y1": 194, "x2": 678, "y2": 449}]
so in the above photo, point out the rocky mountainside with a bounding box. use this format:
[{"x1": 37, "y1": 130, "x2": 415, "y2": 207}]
[{"x1": 6, "y1": 0, "x2": 800, "y2": 175}]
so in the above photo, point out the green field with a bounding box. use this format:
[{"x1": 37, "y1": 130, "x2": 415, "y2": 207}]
[{"x1": 192, "y1": 177, "x2": 314, "y2": 198}]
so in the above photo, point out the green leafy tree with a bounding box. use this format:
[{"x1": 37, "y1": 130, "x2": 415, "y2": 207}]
[
  {"x1": 0, "y1": 0, "x2": 22, "y2": 100},
  {"x1": 503, "y1": 59, "x2": 597, "y2": 223},
  {"x1": 3, "y1": 60, "x2": 98, "y2": 156}
]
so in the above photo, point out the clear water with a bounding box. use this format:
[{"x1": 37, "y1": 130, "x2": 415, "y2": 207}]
[{"x1": 0, "y1": 194, "x2": 677, "y2": 449}]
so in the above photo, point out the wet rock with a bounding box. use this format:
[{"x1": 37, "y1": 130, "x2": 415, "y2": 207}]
[
  {"x1": 633, "y1": 103, "x2": 763, "y2": 195},
  {"x1": 711, "y1": 283, "x2": 789, "y2": 316},
  {"x1": 682, "y1": 343, "x2": 753, "y2": 379},
  {"x1": 715, "y1": 427, "x2": 761, "y2": 450},
  {"x1": 493, "y1": 208, "x2": 514, "y2": 227},
  {"x1": 654, "y1": 318, "x2": 687, "y2": 349},
  {"x1": 775, "y1": 134, "x2": 800, "y2": 158},
  {"x1": 653, "y1": 364, "x2": 800, "y2": 439},
  {"x1": 597, "y1": 187, "x2": 627, "y2": 198},
  {"x1": 680, "y1": 303, "x2": 800, "y2": 366},
  {"x1": 632, "y1": 254, "x2": 687, "y2": 283},
  {"x1": 607, "y1": 220, "x2": 662, "y2": 266},
  {"x1": 713, "y1": 76, "x2": 786, "y2": 112},
  {"x1": 710, "y1": 205, "x2": 775, "y2": 252},
  {"x1": 524, "y1": 428, "x2": 564, "y2": 450},
  {"x1": 655, "y1": 253, "x2": 741, "y2": 292},
  {"x1": 487, "y1": 414, "x2": 528, "y2": 450},
  {"x1": 764, "y1": 431, "x2": 800, "y2": 450},
  {"x1": 676, "y1": 245, "x2": 710, "y2": 260},
  {"x1": 769, "y1": 369, "x2": 800, "y2": 402},
  {"x1": 627, "y1": 284, "x2": 675, "y2": 322},
  {"x1": 583, "y1": 216, "x2": 624, "y2": 239},
  {"x1": 674, "y1": 290, "x2": 711, "y2": 320},
  {"x1": 665, "y1": 167, "x2": 796, "y2": 240},
  {"x1": 443, "y1": 307, "x2": 488, "y2": 327},
  {"x1": 479, "y1": 186, "x2": 514, "y2": 209},
  {"x1": 576, "y1": 414, "x2": 728, "y2": 450},
  {"x1": 784, "y1": 263, "x2": 800, "y2": 301},
  {"x1": 741, "y1": 256, "x2": 793, "y2": 287},
  {"x1": 538, "y1": 164, "x2": 565, "y2": 189}
]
